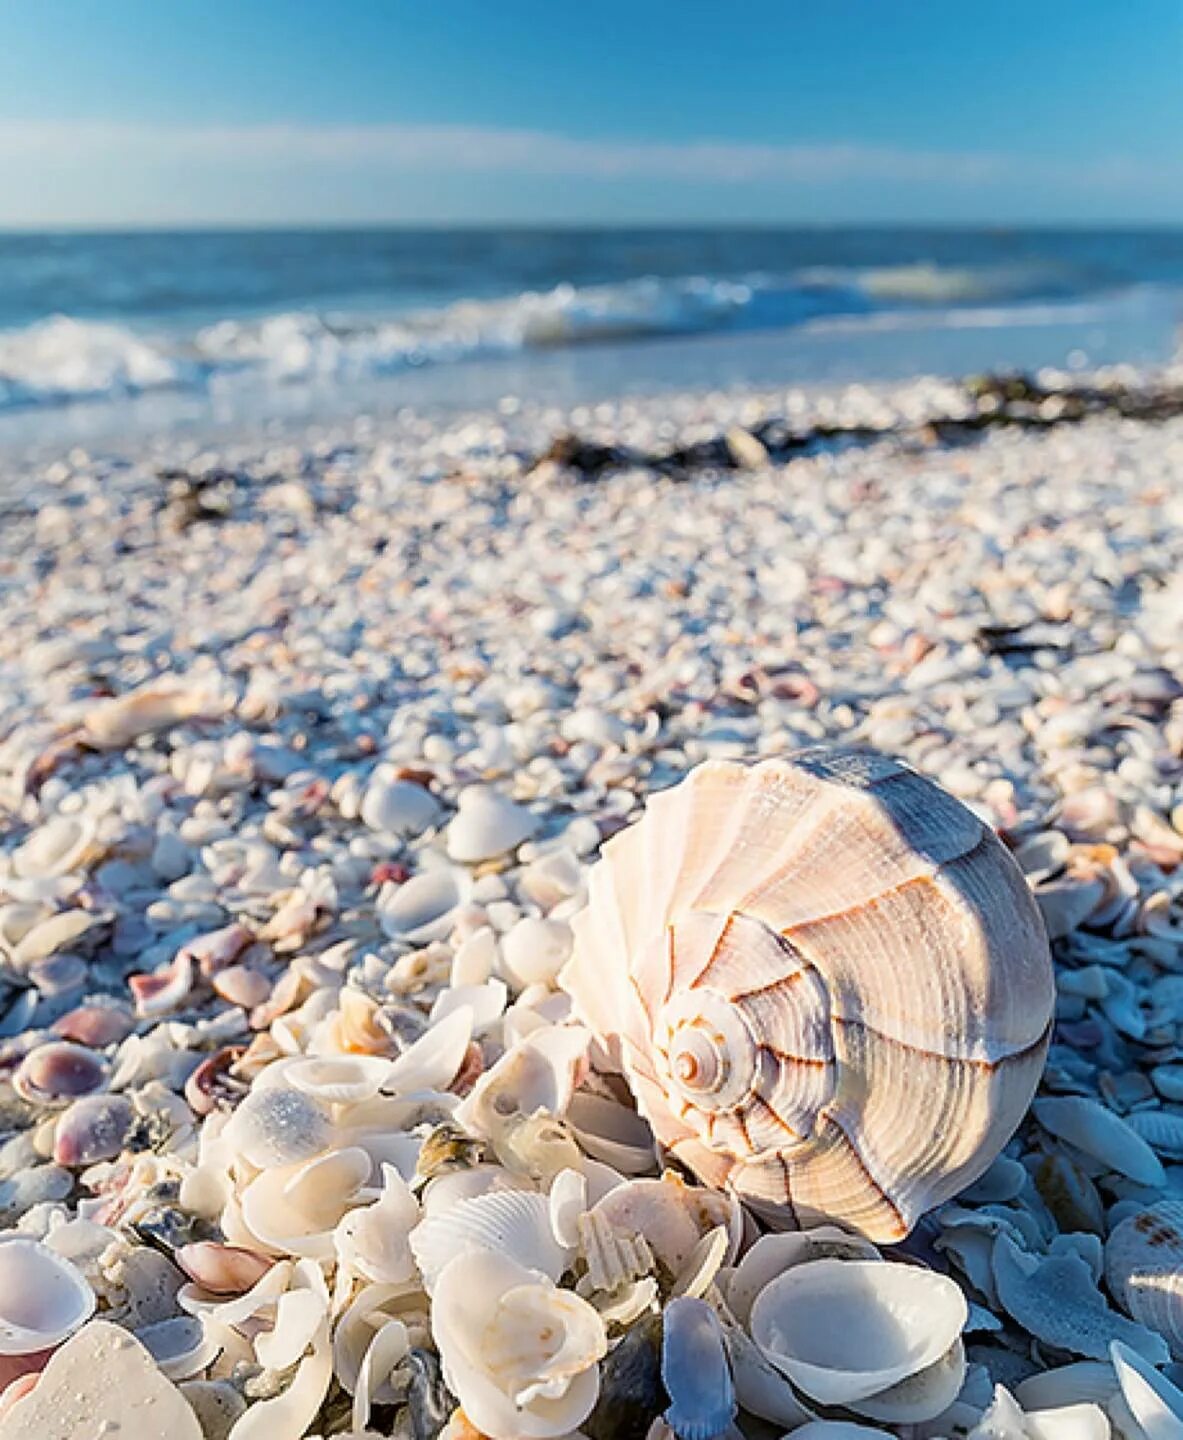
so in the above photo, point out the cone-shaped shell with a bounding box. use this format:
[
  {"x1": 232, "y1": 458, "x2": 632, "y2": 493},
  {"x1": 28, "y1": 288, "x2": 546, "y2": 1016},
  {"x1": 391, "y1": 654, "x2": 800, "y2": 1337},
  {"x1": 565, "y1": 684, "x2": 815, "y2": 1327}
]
[{"x1": 560, "y1": 749, "x2": 1054, "y2": 1240}]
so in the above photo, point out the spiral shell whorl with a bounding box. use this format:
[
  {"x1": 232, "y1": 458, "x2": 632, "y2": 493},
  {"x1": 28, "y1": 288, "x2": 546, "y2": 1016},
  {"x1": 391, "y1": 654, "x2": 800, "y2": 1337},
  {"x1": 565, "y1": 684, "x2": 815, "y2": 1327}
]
[{"x1": 563, "y1": 748, "x2": 1054, "y2": 1241}]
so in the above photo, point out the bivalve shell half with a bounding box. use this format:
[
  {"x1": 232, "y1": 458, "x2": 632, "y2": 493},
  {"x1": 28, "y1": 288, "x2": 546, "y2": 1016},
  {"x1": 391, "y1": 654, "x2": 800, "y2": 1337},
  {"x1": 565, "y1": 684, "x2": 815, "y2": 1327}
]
[
  {"x1": 13, "y1": 1042, "x2": 108, "y2": 1106},
  {"x1": 378, "y1": 867, "x2": 471, "y2": 944},
  {"x1": 446, "y1": 786, "x2": 536, "y2": 864},
  {"x1": 1107, "y1": 1202, "x2": 1183, "y2": 1359},
  {"x1": 360, "y1": 775, "x2": 441, "y2": 837},
  {"x1": 749, "y1": 1257, "x2": 967, "y2": 1407},
  {"x1": 0, "y1": 1239, "x2": 95, "y2": 1355}
]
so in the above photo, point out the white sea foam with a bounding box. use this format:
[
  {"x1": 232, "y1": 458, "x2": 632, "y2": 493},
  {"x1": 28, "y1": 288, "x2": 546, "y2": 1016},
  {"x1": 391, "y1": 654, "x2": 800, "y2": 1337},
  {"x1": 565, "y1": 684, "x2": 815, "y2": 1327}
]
[{"x1": 0, "y1": 269, "x2": 1167, "y2": 413}]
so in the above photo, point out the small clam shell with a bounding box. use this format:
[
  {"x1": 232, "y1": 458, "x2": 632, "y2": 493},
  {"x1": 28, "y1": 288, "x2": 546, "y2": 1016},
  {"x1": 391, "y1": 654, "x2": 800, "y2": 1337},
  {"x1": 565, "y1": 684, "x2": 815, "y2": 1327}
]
[
  {"x1": 176, "y1": 1242, "x2": 272, "y2": 1296},
  {"x1": 501, "y1": 917, "x2": 573, "y2": 989},
  {"x1": 52, "y1": 1093, "x2": 134, "y2": 1166},
  {"x1": 52, "y1": 1003, "x2": 135, "y2": 1048},
  {"x1": 129, "y1": 950, "x2": 194, "y2": 1018},
  {"x1": 661, "y1": 1296, "x2": 736, "y2": 1440},
  {"x1": 286, "y1": 1054, "x2": 394, "y2": 1105},
  {"x1": 566, "y1": 1092, "x2": 656, "y2": 1175},
  {"x1": 11, "y1": 815, "x2": 101, "y2": 880},
  {"x1": 1106, "y1": 1203, "x2": 1183, "y2": 1358},
  {"x1": 1033, "y1": 1096, "x2": 1166, "y2": 1187},
  {"x1": 445, "y1": 786, "x2": 536, "y2": 864},
  {"x1": 13, "y1": 910, "x2": 97, "y2": 967},
  {"x1": 360, "y1": 776, "x2": 441, "y2": 836},
  {"x1": 385, "y1": 1004, "x2": 473, "y2": 1094},
  {"x1": 410, "y1": 1188, "x2": 572, "y2": 1292},
  {"x1": 378, "y1": 867, "x2": 470, "y2": 944},
  {"x1": 749, "y1": 1257, "x2": 966, "y2": 1407},
  {"x1": 0, "y1": 1240, "x2": 95, "y2": 1354},
  {"x1": 211, "y1": 965, "x2": 271, "y2": 1010},
  {"x1": 725, "y1": 1226, "x2": 880, "y2": 1326},
  {"x1": 221, "y1": 1085, "x2": 334, "y2": 1169},
  {"x1": 848, "y1": 1338, "x2": 966, "y2": 1425},
  {"x1": 13, "y1": 1042, "x2": 108, "y2": 1106}
]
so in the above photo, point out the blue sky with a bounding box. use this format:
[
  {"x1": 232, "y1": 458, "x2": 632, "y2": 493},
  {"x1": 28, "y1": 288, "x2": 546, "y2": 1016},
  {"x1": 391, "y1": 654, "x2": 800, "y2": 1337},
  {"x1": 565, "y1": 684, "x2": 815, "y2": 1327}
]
[{"x1": 1, "y1": 0, "x2": 1180, "y2": 226}]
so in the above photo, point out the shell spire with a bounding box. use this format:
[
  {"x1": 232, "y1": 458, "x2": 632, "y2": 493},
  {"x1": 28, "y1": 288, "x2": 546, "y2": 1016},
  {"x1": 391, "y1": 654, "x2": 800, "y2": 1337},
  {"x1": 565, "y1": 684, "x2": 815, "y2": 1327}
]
[{"x1": 560, "y1": 748, "x2": 1054, "y2": 1241}]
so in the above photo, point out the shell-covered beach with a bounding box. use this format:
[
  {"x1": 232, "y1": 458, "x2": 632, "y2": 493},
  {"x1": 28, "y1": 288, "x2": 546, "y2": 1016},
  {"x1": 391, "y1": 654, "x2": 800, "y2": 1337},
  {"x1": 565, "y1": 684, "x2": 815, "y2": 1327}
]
[{"x1": 0, "y1": 368, "x2": 1182, "y2": 1440}]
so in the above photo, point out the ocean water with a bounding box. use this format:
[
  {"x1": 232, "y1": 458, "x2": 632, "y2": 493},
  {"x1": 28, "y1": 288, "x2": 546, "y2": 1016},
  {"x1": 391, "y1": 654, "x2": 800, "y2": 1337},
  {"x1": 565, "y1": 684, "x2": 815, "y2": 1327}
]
[{"x1": 0, "y1": 227, "x2": 1180, "y2": 440}]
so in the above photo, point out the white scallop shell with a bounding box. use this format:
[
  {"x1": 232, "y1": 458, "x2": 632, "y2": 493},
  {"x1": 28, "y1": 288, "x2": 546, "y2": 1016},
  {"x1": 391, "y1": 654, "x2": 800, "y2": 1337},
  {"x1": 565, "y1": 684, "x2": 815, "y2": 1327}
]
[
  {"x1": 561, "y1": 750, "x2": 1054, "y2": 1240},
  {"x1": 748, "y1": 1256, "x2": 967, "y2": 1409},
  {"x1": 410, "y1": 1188, "x2": 572, "y2": 1292},
  {"x1": 0, "y1": 1238, "x2": 95, "y2": 1354},
  {"x1": 1106, "y1": 1203, "x2": 1183, "y2": 1359}
]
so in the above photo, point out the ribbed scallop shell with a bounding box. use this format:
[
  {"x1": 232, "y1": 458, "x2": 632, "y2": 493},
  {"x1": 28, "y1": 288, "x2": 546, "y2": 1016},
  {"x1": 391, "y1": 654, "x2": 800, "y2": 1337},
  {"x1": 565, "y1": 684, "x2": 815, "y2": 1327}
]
[{"x1": 561, "y1": 749, "x2": 1054, "y2": 1241}]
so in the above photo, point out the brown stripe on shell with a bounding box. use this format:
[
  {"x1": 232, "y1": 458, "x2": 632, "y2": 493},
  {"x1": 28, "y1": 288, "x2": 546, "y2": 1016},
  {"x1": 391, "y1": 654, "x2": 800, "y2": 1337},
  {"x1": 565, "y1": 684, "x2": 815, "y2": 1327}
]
[
  {"x1": 759, "y1": 1042, "x2": 834, "y2": 1071},
  {"x1": 815, "y1": 1109, "x2": 908, "y2": 1239},
  {"x1": 776, "y1": 827, "x2": 994, "y2": 939},
  {"x1": 683, "y1": 911, "x2": 740, "y2": 992},
  {"x1": 746, "y1": 1091, "x2": 803, "y2": 1143}
]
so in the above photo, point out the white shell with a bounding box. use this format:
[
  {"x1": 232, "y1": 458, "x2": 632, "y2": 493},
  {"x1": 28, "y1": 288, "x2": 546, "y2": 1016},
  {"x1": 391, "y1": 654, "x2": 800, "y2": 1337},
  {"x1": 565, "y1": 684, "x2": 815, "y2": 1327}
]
[
  {"x1": 1034, "y1": 1096, "x2": 1166, "y2": 1187},
  {"x1": 431, "y1": 1249, "x2": 605, "y2": 1439},
  {"x1": 1110, "y1": 1339, "x2": 1183, "y2": 1440},
  {"x1": 0, "y1": 1238, "x2": 95, "y2": 1354},
  {"x1": 11, "y1": 814, "x2": 101, "y2": 879},
  {"x1": 238, "y1": 1147, "x2": 372, "y2": 1258},
  {"x1": 562, "y1": 751, "x2": 1054, "y2": 1240},
  {"x1": 377, "y1": 866, "x2": 470, "y2": 943},
  {"x1": 411, "y1": 1188, "x2": 572, "y2": 1292},
  {"x1": 748, "y1": 1256, "x2": 966, "y2": 1408},
  {"x1": 446, "y1": 785, "x2": 536, "y2": 864},
  {"x1": 0, "y1": 1320, "x2": 203, "y2": 1440},
  {"x1": 221, "y1": 1086, "x2": 335, "y2": 1170},
  {"x1": 285, "y1": 1055, "x2": 394, "y2": 1105},
  {"x1": 359, "y1": 776, "x2": 441, "y2": 836},
  {"x1": 1107, "y1": 1203, "x2": 1183, "y2": 1359},
  {"x1": 333, "y1": 1164, "x2": 420, "y2": 1284}
]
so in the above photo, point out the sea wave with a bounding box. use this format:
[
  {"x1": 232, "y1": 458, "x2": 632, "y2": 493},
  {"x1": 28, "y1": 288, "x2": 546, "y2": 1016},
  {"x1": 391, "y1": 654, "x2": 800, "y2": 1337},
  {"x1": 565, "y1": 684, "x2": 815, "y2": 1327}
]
[{"x1": 0, "y1": 266, "x2": 1157, "y2": 412}]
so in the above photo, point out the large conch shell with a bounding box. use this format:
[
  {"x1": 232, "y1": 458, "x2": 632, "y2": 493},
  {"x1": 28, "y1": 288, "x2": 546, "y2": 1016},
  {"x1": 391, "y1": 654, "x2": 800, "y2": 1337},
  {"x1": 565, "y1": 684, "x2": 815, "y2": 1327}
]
[{"x1": 560, "y1": 749, "x2": 1054, "y2": 1241}]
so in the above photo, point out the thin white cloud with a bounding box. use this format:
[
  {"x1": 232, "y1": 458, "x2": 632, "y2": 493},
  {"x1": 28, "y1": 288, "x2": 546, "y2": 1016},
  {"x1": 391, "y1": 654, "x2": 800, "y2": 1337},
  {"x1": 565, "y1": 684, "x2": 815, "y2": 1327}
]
[
  {"x1": 0, "y1": 118, "x2": 1024, "y2": 185},
  {"x1": 0, "y1": 118, "x2": 1173, "y2": 226}
]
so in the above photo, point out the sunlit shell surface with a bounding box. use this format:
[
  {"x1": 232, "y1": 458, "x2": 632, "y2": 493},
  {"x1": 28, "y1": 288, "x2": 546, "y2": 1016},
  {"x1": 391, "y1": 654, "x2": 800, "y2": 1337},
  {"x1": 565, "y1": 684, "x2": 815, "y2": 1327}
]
[{"x1": 562, "y1": 749, "x2": 1055, "y2": 1241}]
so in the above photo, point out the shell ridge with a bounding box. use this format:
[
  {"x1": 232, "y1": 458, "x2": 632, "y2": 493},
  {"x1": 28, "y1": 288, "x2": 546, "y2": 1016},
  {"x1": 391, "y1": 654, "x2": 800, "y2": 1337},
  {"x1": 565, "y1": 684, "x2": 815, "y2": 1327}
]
[
  {"x1": 814, "y1": 1110, "x2": 909, "y2": 1238},
  {"x1": 832, "y1": 1013, "x2": 1054, "y2": 1070}
]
